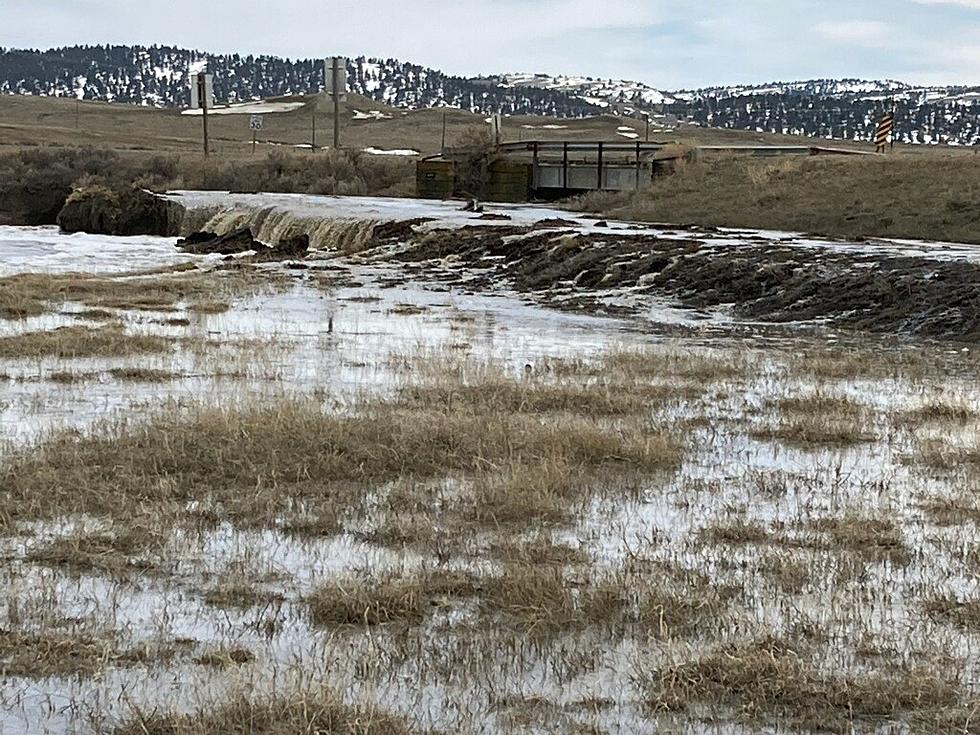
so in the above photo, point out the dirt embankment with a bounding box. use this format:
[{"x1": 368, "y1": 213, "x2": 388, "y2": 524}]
[
  {"x1": 381, "y1": 224, "x2": 980, "y2": 342},
  {"x1": 565, "y1": 154, "x2": 980, "y2": 245}
]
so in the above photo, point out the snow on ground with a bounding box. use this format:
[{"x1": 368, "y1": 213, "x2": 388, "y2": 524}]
[
  {"x1": 352, "y1": 110, "x2": 392, "y2": 120},
  {"x1": 0, "y1": 227, "x2": 193, "y2": 277},
  {"x1": 181, "y1": 101, "x2": 306, "y2": 116},
  {"x1": 362, "y1": 147, "x2": 419, "y2": 156}
]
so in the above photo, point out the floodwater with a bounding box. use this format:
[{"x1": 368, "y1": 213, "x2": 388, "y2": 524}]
[{"x1": 1, "y1": 220, "x2": 979, "y2": 734}]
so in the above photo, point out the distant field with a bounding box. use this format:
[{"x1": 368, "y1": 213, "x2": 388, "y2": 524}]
[
  {"x1": 0, "y1": 92, "x2": 894, "y2": 158},
  {"x1": 3, "y1": 92, "x2": 978, "y2": 242}
]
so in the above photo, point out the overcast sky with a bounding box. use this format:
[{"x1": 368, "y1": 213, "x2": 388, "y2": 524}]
[{"x1": 4, "y1": 0, "x2": 980, "y2": 88}]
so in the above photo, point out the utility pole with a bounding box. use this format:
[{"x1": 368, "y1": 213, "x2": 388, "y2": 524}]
[
  {"x1": 194, "y1": 72, "x2": 212, "y2": 157},
  {"x1": 312, "y1": 100, "x2": 317, "y2": 150},
  {"x1": 332, "y1": 60, "x2": 340, "y2": 150},
  {"x1": 441, "y1": 112, "x2": 448, "y2": 154}
]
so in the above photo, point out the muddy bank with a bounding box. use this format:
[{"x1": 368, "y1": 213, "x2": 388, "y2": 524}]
[
  {"x1": 382, "y1": 225, "x2": 980, "y2": 342},
  {"x1": 58, "y1": 186, "x2": 183, "y2": 237}
]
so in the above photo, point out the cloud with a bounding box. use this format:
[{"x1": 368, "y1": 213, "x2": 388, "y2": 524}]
[
  {"x1": 3, "y1": 0, "x2": 980, "y2": 88},
  {"x1": 815, "y1": 20, "x2": 893, "y2": 48}
]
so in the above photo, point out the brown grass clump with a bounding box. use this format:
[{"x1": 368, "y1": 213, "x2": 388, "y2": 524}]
[
  {"x1": 0, "y1": 395, "x2": 682, "y2": 526},
  {"x1": 602, "y1": 349, "x2": 746, "y2": 383},
  {"x1": 108, "y1": 367, "x2": 179, "y2": 382},
  {"x1": 0, "y1": 325, "x2": 171, "y2": 359},
  {"x1": 399, "y1": 377, "x2": 686, "y2": 417},
  {"x1": 897, "y1": 400, "x2": 978, "y2": 425},
  {"x1": 644, "y1": 636, "x2": 959, "y2": 732},
  {"x1": 699, "y1": 520, "x2": 772, "y2": 546},
  {"x1": 203, "y1": 583, "x2": 285, "y2": 611},
  {"x1": 308, "y1": 568, "x2": 478, "y2": 627},
  {"x1": 810, "y1": 516, "x2": 910, "y2": 565},
  {"x1": 0, "y1": 629, "x2": 118, "y2": 678},
  {"x1": 753, "y1": 393, "x2": 873, "y2": 447},
  {"x1": 923, "y1": 595, "x2": 980, "y2": 632},
  {"x1": 114, "y1": 690, "x2": 414, "y2": 735},
  {"x1": 194, "y1": 647, "x2": 256, "y2": 667},
  {"x1": 467, "y1": 461, "x2": 580, "y2": 527},
  {"x1": 26, "y1": 526, "x2": 164, "y2": 576},
  {"x1": 918, "y1": 438, "x2": 980, "y2": 471}
]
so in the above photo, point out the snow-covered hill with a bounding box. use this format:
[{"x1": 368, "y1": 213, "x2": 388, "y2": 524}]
[{"x1": 3, "y1": 45, "x2": 980, "y2": 145}]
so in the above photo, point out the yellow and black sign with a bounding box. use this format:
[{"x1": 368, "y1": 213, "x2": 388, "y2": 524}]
[{"x1": 874, "y1": 112, "x2": 895, "y2": 153}]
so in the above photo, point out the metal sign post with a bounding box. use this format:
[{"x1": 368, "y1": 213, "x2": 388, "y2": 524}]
[
  {"x1": 326, "y1": 57, "x2": 347, "y2": 150},
  {"x1": 249, "y1": 114, "x2": 263, "y2": 154}
]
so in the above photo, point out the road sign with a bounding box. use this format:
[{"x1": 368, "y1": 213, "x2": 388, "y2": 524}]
[
  {"x1": 249, "y1": 114, "x2": 264, "y2": 131},
  {"x1": 189, "y1": 73, "x2": 214, "y2": 110},
  {"x1": 325, "y1": 57, "x2": 348, "y2": 101},
  {"x1": 874, "y1": 112, "x2": 895, "y2": 153}
]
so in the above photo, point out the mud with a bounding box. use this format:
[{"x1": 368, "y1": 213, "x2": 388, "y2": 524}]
[
  {"x1": 177, "y1": 229, "x2": 310, "y2": 260},
  {"x1": 387, "y1": 228, "x2": 980, "y2": 342}
]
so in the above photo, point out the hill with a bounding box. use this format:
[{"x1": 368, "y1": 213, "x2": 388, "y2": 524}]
[{"x1": 4, "y1": 45, "x2": 980, "y2": 147}]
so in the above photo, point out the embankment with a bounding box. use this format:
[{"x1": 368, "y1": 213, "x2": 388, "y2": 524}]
[{"x1": 566, "y1": 153, "x2": 980, "y2": 245}]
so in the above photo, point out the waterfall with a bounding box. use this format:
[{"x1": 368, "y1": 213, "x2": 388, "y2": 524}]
[{"x1": 171, "y1": 196, "x2": 386, "y2": 253}]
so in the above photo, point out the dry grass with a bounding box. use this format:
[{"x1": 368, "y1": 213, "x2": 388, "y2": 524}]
[
  {"x1": 918, "y1": 438, "x2": 980, "y2": 471},
  {"x1": 308, "y1": 568, "x2": 478, "y2": 627},
  {"x1": 753, "y1": 393, "x2": 873, "y2": 447},
  {"x1": 0, "y1": 629, "x2": 119, "y2": 678},
  {"x1": 0, "y1": 267, "x2": 274, "y2": 323},
  {"x1": 0, "y1": 387, "x2": 683, "y2": 526},
  {"x1": 644, "y1": 636, "x2": 959, "y2": 731},
  {"x1": 108, "y1": 367, "x2": 179, "y2": 382},
  {"x1": 26, "y1": 526, "x2": 164, "y2": 576},
  {"x1": 114, "y1": 689, "x2": 414, "y2": 735},
  {"x1": 203, "y1": 583, "x2": 285, "y2": 611},
  {"x1": 194, "y1": 646, "x2": 256, "y2": 667},
  {"x1": 567, "y1": 153, "x2": 980, "y2": 244},
  {"x1": 923, "y1": 595, "x2": 980, "y2": 632},
  {"x1": 810, "y1": 516, "x2": 910, "y2": 565},
  {"x1": 0, "y1": 325, "x2": 171, "y2": 359}
]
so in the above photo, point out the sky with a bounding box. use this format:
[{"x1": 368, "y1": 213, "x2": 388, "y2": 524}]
[{"x1": 4, "y1": 0, "x2": 980, "y2": 89}]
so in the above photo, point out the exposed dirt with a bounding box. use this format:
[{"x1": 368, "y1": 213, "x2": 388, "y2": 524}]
[
  {"x1": 177, "y1": 229, "x2": 310, "y2": 260},
  {"x1": 387, "y1": 227, "x2": 980, "y2": 341}
]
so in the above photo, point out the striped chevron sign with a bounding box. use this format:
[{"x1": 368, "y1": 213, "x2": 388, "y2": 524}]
[{"x1": 875, "y1": 112, "x2": 895, "y2": 153}]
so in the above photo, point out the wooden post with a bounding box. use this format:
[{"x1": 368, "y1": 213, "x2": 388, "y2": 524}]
[
  {"x1": 562, "y1": 141, "x2": 569, "y2": 189},
  {"x1": 597, "y1": 142, "x2": 604, "y2": 190},
  {"x1": 332, "y1": 60, "x2": 341, "y2": 150},
  {"x1": 532, "y1": 141, "x2": 539, "y2": 194},
  {"x1": 197, "y1": 74, "x2": 210, "y2": 157},
  {"x1": 635, "y1": 141, "x2": 641, "y2": 189},
  {"x1": 441, "y1": 112, "x2": 447, "y2": 154},
  {"x1": 312, "y1": 100, "x2": 317, "y2": 150}
]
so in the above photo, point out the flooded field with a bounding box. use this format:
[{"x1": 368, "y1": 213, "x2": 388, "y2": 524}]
[{"x1": 2, "y1": 205, "x2": 980, "y2": 734}]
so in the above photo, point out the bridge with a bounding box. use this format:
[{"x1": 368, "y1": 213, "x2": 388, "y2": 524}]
[{"x1": 417, "y1": 140, "x2": 873, "y2": 201}]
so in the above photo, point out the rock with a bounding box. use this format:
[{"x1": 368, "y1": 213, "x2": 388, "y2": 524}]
[
  {"x1": 57, "y1": 186, "x2": 182, "y2": 236},
  {"x1": 177, "y1": 228, "x2": 259, "y2": 255}
]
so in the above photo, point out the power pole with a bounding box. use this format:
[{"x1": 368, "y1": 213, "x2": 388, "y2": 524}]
[
  {"x1": 312, "y1": 100, "x2": 317, "y2": 150},
  {"x1": 196, "y1": 73, "x2": 211, "y2": 157},
  {"x1": 332, "y1": 61, "x2": 341, "y2": 150}
]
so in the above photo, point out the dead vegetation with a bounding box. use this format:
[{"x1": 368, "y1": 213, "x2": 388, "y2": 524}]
[
  {"x1": 752, "y1": 392, "x2": 874, "y2": 447},
  {"x1": 114, "y1": 689, "x2": 415, "y2": 735},
  {"x1": 0, "y1": 325, "x2": 171, "y2": 359},
  {"x1": 643, "y1": 636, "x2": 959, "y2": 732},
  {"x1": 309, "y1": 568, "x2": 478, "y2": 627}
]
